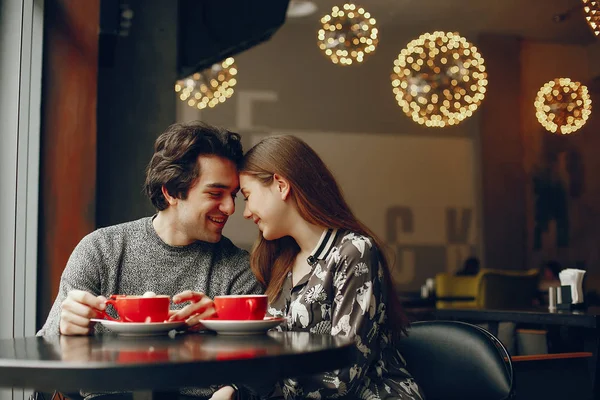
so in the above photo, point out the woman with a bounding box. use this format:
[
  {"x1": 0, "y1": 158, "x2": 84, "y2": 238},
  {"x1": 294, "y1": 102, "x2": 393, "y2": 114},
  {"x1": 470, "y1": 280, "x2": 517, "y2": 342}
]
[{"x1": 224, "y1": 135, "x2": 424, "y2": 400}]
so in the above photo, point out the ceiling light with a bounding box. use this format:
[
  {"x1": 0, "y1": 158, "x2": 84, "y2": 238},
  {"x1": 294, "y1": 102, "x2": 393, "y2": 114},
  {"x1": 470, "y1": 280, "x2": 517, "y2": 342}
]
[{"x1": 287, "y1": 1, "x2": 318, "y2": 18}]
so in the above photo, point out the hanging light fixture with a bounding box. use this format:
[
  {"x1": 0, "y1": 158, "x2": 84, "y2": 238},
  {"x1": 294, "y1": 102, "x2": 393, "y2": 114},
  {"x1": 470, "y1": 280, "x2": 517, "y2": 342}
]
[
  {"x1": 534, "y1": 78, "x2": 592, "y2": 134},
  {"x1": 583, "y1": 0, "x2": 600, "y2": 36},
  {"x1": 390, "y1": 31, "x2": 487, "y2": 127},
  {"x1": 317, "y1": 3, "x2": 378, "y2": 66},
  {"x1": 287, "y1": 0, "x2": 317, "y2": 18},
  {"x1": 174, "y1": 57, "x2": 238, "y2": 109}
]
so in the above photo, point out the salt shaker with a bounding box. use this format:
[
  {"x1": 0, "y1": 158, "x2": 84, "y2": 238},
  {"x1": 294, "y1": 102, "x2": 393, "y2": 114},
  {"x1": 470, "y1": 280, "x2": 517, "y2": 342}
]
[{"x1": 548, "y1": 287, "x2": 557, "y2": 310}]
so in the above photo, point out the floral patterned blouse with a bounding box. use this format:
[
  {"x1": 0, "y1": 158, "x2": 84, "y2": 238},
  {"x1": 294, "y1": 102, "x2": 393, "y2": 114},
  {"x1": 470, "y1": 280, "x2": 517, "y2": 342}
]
[{"x1": 268, "y1": 229, "x2": 424, "y2": 399}]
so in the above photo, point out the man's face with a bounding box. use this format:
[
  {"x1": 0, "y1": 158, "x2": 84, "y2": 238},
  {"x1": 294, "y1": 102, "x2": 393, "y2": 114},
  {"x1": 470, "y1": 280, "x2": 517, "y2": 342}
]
[{"x1": 173, "y1": 155, "x2": 239, "y2": 243}]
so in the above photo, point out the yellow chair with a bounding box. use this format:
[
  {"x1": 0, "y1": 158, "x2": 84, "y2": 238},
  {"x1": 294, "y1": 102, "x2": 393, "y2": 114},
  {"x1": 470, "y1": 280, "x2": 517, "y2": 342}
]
[{"x1": 435, "y1": 268, "x2": 540, "y2": 309}]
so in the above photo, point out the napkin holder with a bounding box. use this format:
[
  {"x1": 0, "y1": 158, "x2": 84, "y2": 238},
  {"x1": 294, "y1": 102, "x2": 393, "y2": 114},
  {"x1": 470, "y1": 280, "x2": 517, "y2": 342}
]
[{"x1": 556, "y1": 285, "x2": 587, "y2": 311}]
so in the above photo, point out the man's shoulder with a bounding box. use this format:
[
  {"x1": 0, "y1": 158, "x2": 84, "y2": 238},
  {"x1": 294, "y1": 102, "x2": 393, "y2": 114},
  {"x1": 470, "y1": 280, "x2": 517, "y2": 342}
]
[
  {"x1": 217, "y1": 235, "x2": 248, "y2": 254},
  {"x1": 79, "y1": 217, "x2": 149, "y2": 248},
  {"x1": 99, "y1": 216, "x2": 148, "y2": 233},
  {"x1": 215, "y1": 236, "x2": 250, "y2": 265}
]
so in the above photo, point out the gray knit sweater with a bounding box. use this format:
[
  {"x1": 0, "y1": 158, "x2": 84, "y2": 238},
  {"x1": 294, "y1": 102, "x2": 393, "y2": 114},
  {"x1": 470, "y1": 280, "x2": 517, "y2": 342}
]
[{"x1": 38, "y1": 216, "x2": 262, "y2": 336}]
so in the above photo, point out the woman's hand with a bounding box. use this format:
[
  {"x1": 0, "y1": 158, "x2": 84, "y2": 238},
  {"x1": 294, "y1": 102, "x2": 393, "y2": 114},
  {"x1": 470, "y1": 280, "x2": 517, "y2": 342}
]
[
  {"x1": 169, "y1": 290, "x2": 216, "y2": 330},
  {"x1": 209, "y1": 386, "x2": 236, "y2": 400}
]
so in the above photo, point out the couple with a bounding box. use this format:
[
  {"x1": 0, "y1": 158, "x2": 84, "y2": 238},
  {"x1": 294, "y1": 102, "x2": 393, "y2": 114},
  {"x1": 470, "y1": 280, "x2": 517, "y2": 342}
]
[{"x1": 38, "y1": 122, "x2": 424, "y2": 400}]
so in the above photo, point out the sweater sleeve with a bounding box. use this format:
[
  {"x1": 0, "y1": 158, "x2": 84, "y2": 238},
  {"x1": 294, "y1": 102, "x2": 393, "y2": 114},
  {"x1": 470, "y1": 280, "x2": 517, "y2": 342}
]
[{"x1": 37, "y1": 232, "x2": 104, "y2": 336}]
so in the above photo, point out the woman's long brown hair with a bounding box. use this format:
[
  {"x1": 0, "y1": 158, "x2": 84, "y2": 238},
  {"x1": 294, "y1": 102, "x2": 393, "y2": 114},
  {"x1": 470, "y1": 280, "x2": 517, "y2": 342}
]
[{"x1": 241, "y1": 135, "x2": 409, "y2": 335}]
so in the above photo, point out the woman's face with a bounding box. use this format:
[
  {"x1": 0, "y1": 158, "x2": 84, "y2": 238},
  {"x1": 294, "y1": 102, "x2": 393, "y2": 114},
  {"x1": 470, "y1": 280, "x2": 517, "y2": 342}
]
[{"x1": 240, "y1": 173, "x2": 289, "y2": 240}]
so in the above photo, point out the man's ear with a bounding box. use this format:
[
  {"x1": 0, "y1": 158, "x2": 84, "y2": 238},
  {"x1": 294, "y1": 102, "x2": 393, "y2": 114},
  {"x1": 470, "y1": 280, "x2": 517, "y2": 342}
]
[
  {"x1": 273, "y1": 173, "x2": 290, "y2": 201},
  {"x1": 161, "y1": 185, "x2": 178, "y2": 206}
]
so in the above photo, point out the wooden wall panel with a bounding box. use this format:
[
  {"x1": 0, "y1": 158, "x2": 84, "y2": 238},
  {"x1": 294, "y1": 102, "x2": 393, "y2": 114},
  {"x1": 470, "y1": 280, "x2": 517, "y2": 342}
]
[{"x1": 38, "y1": 0, "x2": 99, "y2": 329}]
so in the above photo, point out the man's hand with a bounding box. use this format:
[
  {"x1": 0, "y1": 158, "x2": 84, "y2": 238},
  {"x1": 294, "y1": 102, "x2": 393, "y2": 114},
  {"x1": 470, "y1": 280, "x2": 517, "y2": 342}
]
[
  {"x1": 60, "y1": 290, "x2": 107, "y2": 335},
  {"x1": 210, "y1": 386, "x2": 236, "y2": 400},
  {"x1": 169, "y1": 290, "x2": 216, "y2": 330}
]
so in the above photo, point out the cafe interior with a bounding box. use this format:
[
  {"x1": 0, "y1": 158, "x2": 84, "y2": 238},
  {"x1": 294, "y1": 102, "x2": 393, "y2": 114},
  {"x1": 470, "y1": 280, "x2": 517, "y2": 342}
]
[{"x1": 3, "y1": 0, "x2": 600, "y2": 399}]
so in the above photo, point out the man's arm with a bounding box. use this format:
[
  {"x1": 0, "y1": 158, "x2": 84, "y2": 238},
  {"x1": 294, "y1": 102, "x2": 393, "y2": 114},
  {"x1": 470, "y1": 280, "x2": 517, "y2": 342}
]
[{"x1": 37, "y1": 232, "x2": 105, "y2": 336}]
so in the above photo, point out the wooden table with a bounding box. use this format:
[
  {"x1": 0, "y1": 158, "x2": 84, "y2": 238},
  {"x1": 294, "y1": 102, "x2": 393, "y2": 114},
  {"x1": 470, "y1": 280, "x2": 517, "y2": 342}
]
[
  {"x1": 434, "y1": 307, "x2": 600, "y2": 399},
  {"x1": 435, "y1": 307, "x2": 600, "y2": 331},
  {"x1": 399, "y1": 293, "x2": 476, "y2": 309},
  {"x1": 0, "y1": 332, "x2": 354, "y2": 399}
]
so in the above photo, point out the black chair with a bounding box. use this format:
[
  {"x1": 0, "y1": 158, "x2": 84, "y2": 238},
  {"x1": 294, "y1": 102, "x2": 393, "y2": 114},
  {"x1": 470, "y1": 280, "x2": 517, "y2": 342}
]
[{"x1": 397, "y1": 320, "x2": 514, "y2": 400}]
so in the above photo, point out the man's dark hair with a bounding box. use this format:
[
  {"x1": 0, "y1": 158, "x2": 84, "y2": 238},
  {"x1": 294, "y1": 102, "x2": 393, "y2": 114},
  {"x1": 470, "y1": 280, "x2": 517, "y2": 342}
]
[{"x1": 144, "y1": 121, "x2": 243, "y2": 210}]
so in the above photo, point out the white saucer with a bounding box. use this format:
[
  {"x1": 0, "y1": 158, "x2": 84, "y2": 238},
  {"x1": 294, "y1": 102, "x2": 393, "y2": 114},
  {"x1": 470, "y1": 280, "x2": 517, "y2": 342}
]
[
  {"x1": 91, "y1": 319, "x2": 186, "y2": 336},
  {"x1": 199, "y1": 317, "x2": 285, "y2": 335}
]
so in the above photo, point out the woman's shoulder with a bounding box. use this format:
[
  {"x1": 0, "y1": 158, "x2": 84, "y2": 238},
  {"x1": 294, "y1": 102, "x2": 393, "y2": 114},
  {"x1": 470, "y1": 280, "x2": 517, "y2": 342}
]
[{"x1": 333, "y1": 230, "x2": 376, "y2": 260}]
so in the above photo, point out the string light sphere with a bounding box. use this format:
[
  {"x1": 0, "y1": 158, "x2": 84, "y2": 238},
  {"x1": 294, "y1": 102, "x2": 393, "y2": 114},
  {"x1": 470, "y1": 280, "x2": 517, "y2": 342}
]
[
  {"x1": 391, "y1": 31, "x2": 488, "y2": 128},
  {"x1": 174, "y1": 57, "x2": 238, "y2": 109},
  {"x1": 534, "y1": 78, "x2": 592, "y2": 135},
  {"x1": 317, "y1": 3, "x2": 378, "y2": 65},
  {"x1": 583, "y1": 0, "x2": 600, "y2": 36}
]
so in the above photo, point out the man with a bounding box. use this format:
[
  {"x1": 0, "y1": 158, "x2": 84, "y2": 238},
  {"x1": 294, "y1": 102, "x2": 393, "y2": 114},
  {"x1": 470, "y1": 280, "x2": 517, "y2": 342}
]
[{"x1": 38, "y1": 121, "x2": 262, "y2": 337}]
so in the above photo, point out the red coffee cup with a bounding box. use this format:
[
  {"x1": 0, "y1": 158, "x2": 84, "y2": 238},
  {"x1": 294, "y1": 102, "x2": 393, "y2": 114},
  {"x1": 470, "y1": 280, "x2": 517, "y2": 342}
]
[
  {"x1": 213, "y1": 295, "x2": 268, "y2": 321},
  {"x1": 117, "y1": 349, "x2": 170, "y2": 363},
  {"x1": 104, "y1": 295, "x2": 170, "y2": 323},
  {"x1": 215, "y1": 349, "x2": 266, "y2": 360}
]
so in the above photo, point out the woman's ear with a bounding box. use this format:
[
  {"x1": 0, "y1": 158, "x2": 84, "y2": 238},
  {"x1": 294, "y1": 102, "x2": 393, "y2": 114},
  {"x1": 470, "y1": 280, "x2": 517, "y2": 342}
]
[
  {"x1": 161, "y1": 185, "x2": 178, "y2": 206},
  {"x1": 273, "y1": 173, "x2": 290, "y2": 201}
]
